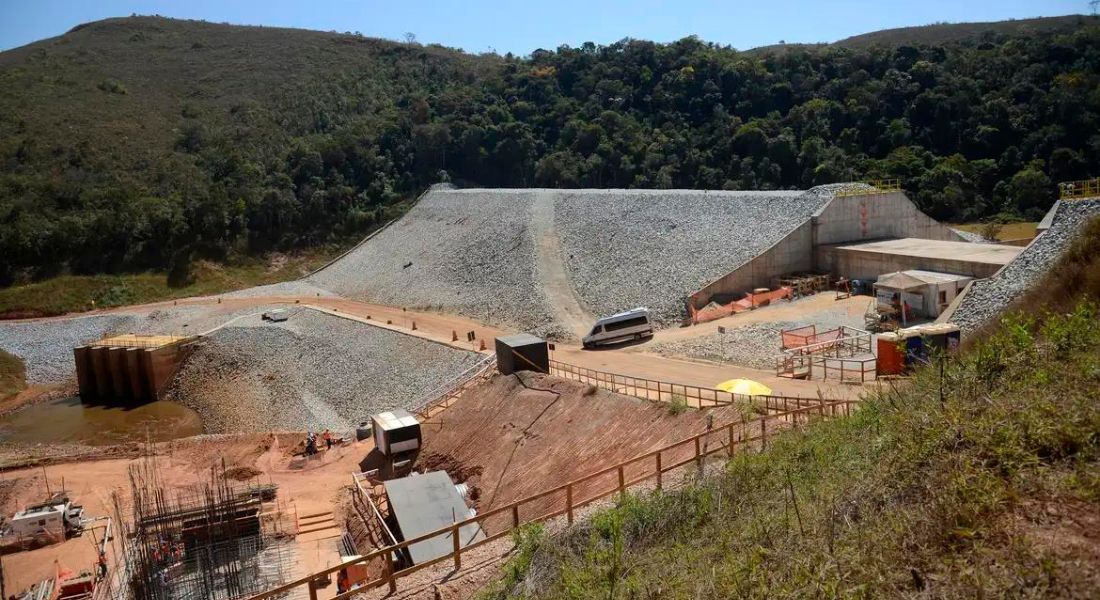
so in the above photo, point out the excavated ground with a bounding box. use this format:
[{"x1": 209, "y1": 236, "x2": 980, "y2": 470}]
[{"x1": 413, "y1": 372, "x2": 753, "y2": 534}]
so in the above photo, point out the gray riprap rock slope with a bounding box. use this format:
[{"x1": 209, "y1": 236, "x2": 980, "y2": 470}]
[
  {"x1": 0, "y1": 314, "x2": 139, "y2": 384},
  {"x1": 166, "y1": 309, "x2": 482, "y2": 433},
  {"x1": 951, "y1": 199, "x2": 1100, "y2": 332},
  {"x1": 556, "y1": 187, "x2": 843, "y2": 326},
  {"x1": 309, "y1": 186, "x2": 850, "y2": 336},
  {"x1": 309, "y1": 189, "x2": 561, "y2": 336},
  {"x1": 0, "y1": 305, "x2": 278, "y2": 384}
]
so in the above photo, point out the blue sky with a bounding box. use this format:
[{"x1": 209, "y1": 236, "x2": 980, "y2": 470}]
[{"x1": 0, "y1": 0, "x2": 1087, "y2": 54}]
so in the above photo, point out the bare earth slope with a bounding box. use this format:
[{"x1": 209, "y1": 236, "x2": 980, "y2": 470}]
[{"x1": 417, "y1": 372, "x2": 742, "y2": 533}]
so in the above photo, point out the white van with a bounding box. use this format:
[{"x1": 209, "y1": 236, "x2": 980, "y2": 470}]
[{"x1": 582, "y1": 308, "x2": 654, "y2": 349}]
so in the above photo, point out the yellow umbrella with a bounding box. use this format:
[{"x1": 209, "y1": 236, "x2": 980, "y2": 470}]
[{"x1": 714, "y1": 378, "x2": 773, "y2": 396}]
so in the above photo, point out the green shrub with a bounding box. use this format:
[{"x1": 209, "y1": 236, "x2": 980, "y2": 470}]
[
  {"x1": 96, "y1": 78, "x2": 127, "y2": 94},
  {"x1": 667, "y1": 394, "x2": 689, "y2": 415}
]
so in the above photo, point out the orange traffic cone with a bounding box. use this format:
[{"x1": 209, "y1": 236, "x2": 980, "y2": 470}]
[
  {"x1": 479, "y1": 339, "x2": 486, "y2": 351},
  {"x1": 452, "y1": 330, "x2": 458, "y2": 342},
  {"x1": 411, "y1": 321, "x2": 417, "y2": 331}
]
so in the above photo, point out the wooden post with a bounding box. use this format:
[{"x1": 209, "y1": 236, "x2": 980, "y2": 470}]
[
  {"x1": 655, "y1": 452, "x2": 663, "y2": 490},
  {"x1": 618, "y1": 465, "x2": 625, "y2": 497},
  {"x1": 694, "y1": 437, "x2": 702, "y2": 472},
  {"x1": 386, "y1": 549, "x2": 397, "y2": 593},
  {"x1": 308, "y1": 577, "x2": 319, "y2": 600},
  {"x1": 566, "y1": 484, "x2": 574, "y2": 524},
  {"x1": 512, "y1": 504, "x2": 520, "y2": 529},
  {"x1": 760, "y1": 417, "x2": 767, "y2": 450},
  {"x1": 728, "y1": 424, "x2": 735, "y2": 457},
  {"x1": 452, "y1": 523, "x2": 462, "y2": 570}
]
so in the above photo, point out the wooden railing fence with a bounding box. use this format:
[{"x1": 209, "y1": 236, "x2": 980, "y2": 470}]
[
  {"x1": 245, "y1": 397, "x2": 859, "y2": 600},
  {"x1": 548, "y1": 359, "x2": 821, "y2": 411}
]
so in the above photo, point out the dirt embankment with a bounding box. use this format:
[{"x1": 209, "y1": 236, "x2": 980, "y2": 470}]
[{"x1": 416, "y1": 372, "x2": 743, "y2": 533}]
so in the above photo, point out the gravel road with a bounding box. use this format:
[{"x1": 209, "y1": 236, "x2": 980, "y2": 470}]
[
  {"x1": 950, "y1": 199, "x2": 1100, "y2": 332},
  {"x1": 166, "y1": 308, "x2": 482, "y2": 433},
  {"x1": 309, "y1": 185, "x2": 857, "y2": 338},
  {"x1": 649, "y1": 295, "x2": 866, "y2": 369}
]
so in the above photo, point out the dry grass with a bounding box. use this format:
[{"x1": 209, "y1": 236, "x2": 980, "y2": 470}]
[
  {"x1": 0, "y1": 349, "x2": 26, "y2": 401},
  {"x1": 953, "y1": 221, "x2": 1039, "y2": 241},
  {"x1": 0, "y1": 249, "x2": 338, "y2": 318}
]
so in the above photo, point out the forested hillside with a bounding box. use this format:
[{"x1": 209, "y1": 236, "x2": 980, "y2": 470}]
[{"x1": 2, "y1": 15, "x2": 1099, "y2": 283}]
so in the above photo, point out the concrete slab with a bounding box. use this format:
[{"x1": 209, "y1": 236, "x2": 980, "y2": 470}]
[
  {"x1": 836, "y1": 238, "x2": 1023, "y2": 264},
  {"x1": 822, "y1": 238, "x2": 1024, "y2": 280}
]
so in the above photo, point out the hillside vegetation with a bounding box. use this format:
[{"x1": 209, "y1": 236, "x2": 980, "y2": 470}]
[
  {"x1": 2, "y1": 15, "x2": 1100, "y2": 284},
  {"x1": 482, "y1": 218, "x2": 1100, "y2": 599},
  {"x1": 0, "y1": 349, "x2": 26, "y2": 401},
  {"x1": 0, "y1": 248, "x2": 340, "y2": 318}
]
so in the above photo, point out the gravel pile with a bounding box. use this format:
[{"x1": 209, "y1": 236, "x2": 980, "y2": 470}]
[
  {"x1": 951, "y1": 228, "x2": 990, "y2": 244},
  {"x1": 649, "y1": 293, "x2": 867, "y2": 368},
  {"x1": 950, "y1": 199, "x2": 1100, "y2": 332},
  {"x1": 651, "y1": 322, "x2": 797, "y2": 369},
  {"x1": 309, "y1": 185, "x2": 853, "y2": 335},
  {"x1": 167, "y1": 309, "x2": 482, "y2": 433}
]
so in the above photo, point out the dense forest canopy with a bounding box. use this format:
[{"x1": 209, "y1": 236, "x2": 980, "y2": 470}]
[{"x1": 1, "y1": 15, "x2": 1099, "y2": 284}]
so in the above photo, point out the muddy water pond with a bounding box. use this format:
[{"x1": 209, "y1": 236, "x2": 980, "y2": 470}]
[{"x1": 0, "y1": 396, "x2": 204, "y2": 445}]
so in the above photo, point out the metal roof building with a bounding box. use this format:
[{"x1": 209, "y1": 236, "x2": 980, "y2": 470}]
[{"x1": 383, "y1": 471, "x2": 484, "y2": 566}]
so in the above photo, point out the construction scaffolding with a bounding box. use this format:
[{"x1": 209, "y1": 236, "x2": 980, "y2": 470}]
[
  {"x1": 108, "y1": 455, "x2": 299, "y2": 600},
  {"x1": 777, "y1": 273, "x2": 830, "y2": 299}
]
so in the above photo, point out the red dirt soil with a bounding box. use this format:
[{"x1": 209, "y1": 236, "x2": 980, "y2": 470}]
[{"x1": 415, "y1": 372, "x2": 744, "y2": 533}]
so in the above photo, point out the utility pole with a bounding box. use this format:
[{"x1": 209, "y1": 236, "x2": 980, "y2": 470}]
[{"x1": 1092, "y1": 0, "x2": 1100, "y2": 15}]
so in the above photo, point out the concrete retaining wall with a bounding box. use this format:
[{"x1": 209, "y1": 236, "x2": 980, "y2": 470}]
[
  {"x1": 75, "y1": 342, "x2": 192, "y2": 403},
  {"x1": 691, "y1": 190, "x2": 964, "y2": 309},
  {"x1": 811, "y1": 191, "x2": 964, "y2": 248},
  {"x1": 690, "y1": 221, "x2": 813, "y2": 308}
]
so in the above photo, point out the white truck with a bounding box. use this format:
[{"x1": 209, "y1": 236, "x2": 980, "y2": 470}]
[{"x1": 582, "y1": 308, "x2": 654, "y2": 349}]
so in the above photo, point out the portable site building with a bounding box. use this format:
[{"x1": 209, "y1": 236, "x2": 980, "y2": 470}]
[
  {"x1": 873, "y1": 270, "x2": 972, "y2": 322},
  {"x1": 371, "y1": 409, "x2": 422, "y2": 457},
  {"x1": 383, "y1": 471, "x2": 484, "y2": 566},
  {"x1": 877, "y1": 323, "x2": 961, "y2": 375}
]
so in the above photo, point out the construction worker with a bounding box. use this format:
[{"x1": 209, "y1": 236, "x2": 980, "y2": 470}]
[
  {"x1": 322, "y1": 429, "x2": 333, "y2": 450},
  {"x1": 305, "y1": 432, "x2": 317, "y2": 456}
]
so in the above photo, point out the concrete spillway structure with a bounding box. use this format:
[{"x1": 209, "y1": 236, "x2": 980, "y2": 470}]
[
  {"x1": 688, "y1": 188, "x2": 967, "y2": 308},
  {"x1": 74, "y1": 334, "x2": 194, "y2": 403},
  {"x1": 818, "y1": 238, "x2": 1023, "y2": 280}
]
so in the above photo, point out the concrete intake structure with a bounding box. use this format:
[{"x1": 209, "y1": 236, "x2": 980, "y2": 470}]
[{"x1": 74, "y1": 334, "x2": 195, "y2": 403}]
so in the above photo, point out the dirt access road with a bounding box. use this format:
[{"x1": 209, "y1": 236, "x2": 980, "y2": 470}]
[{"x1": 16, "y1": 293, "x2": 870, "y2": 400}]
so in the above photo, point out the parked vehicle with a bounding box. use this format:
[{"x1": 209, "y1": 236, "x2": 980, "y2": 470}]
[
  {"x1": 582, "y1": 308, "x2": 654, "y2": 349},
  {"x1": 262, "y1": 309, "x2": 289, "y2": 322}
]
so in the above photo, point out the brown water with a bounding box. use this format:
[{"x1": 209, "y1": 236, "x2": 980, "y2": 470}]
[{"x1": 0, "y1": 396, "x2": 204, "y2": 446}]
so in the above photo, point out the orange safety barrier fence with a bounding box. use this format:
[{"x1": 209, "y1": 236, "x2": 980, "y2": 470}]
[{"x1": 690, "y1": 287, "x2": 792, "y2": 325}]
